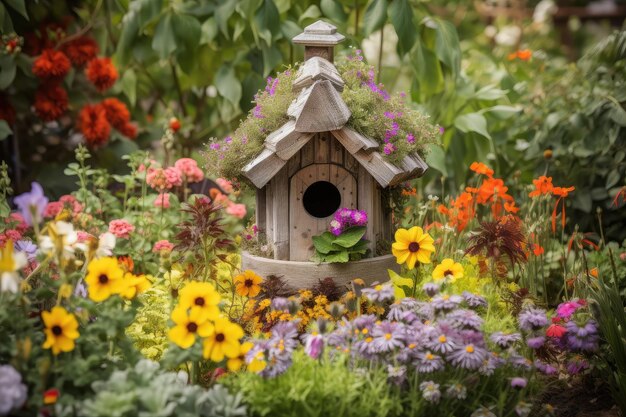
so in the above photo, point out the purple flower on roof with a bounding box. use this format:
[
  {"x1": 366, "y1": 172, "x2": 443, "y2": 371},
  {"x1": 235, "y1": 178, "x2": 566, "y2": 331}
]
[
  {"x1": 372, "y1": 321, "x2": 405, "y2": 352},
  {"x1": 224, "y1": 136, "x2": 232, "y2": 144},
  {"x1": 439, "y1": 126, "x2": 445, "y2": 134},
  {"x1": 384, "y1": 111, "x2": 397, "y2": 120},
  {"x1": 210, "y1": 143, "x2": 221, "y2": 151},
  {"x1": 518, "y1": 307, "x2": 548, "y2": 331},
  {"x1": 362, "y1": 282, "x2": 394, "y2": 304},
  {"x1": 265, "y1": 77, "x2": 279, "y2": 96},
  {"x1": 489, "y1": 331, "x2": 521, "y2": 349},
  {"x1": 511, "y1": 377, "x2": 527, "y2": 389},
  {"x1": 383, "y1": 143, "x2": 396, "y2": 155},
  {"x1": 241, "y1": 136, "x2": 248, "y2": 144},
  {"x1": 13, "y1": 182, "x2": 48, "y2": 226},
  {"x1": 462, "y1": 292, "x2": 487, "y2": 309},
  {"x1": 416, "y1": 351, "x2": 444, "y2": 373},
  {"x1": 419, "y1": 381, "x2": 441, "y2": 404},
  {"x1": 406, "y1": 133, "x2": 415, "y2": 144},
  {"x1": 423, "y1": 282, "x2": 440, "y2": 297},
  {"x1": 253, "y1": 104, "x2": 264, "y2": 119},
  {"x1": 329, "y1": 208, "x2": 368, "y2": 236},
  {"x1": 448, "y1": 343, "x2": 488, "y2": 370}
]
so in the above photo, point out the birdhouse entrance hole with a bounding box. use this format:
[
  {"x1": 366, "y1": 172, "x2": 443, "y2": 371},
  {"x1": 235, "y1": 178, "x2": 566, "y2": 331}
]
[{"x1": 302, "y1": 181, "x2": 341, "y2": 218}]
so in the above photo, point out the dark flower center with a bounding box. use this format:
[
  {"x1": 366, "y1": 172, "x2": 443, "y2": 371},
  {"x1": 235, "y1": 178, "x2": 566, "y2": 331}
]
[
  {"x1": 408, "y1": 242, "x2": 420, "y2": 253},
  {"x1": 244, "y1": 279, "x2": 254, "y2": 287},
  {"x1": 98, "y1": 274, "x2": 109, "y2": 284},
  {"x1": 444, "y1": 270, "x2": 453, "y2": 276},
  {"x1": 215, "y1": 333, "x2": 225, "y2": 342},
  {"x1": 186, "y1": 322, "x2": 198, "y2": 333},
  {"x1": 194, "y1": 297, "x2": 205, "y2": 306},
  {"x1": 52, "y1": 325, "x2": 63, "y2": 336}
]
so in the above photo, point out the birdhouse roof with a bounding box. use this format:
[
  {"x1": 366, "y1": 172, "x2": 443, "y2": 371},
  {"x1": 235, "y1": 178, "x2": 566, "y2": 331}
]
[{"x1": 242, "y1": 54, "x2": 427, "y2": 189}]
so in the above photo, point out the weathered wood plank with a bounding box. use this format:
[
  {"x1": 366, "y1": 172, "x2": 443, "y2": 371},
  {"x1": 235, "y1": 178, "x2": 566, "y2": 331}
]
[
  {"x1": 352, "y1": 150, "x2": 403, "y2": 187},
  {"x1": 255, "y1": 187, "x2": 267, "y2": 236},
  {"x1": 265, "y1": 120, "x2": 314, "y2": 161},
  {"x1": 300, "y1": 139, "x2": 315, "y2": 167},
  {"x1": 265, "y1": 180, "x2": 274, "y2": 244},
  {"x1": 242, "y1": 149, "x2": 287, "y2": 189},
  {"x1": 329, "y1": 135, "x2": 343, "y2": 164},
  {"x1": 271, "y1": 167, "x2": 290, "y2": 260},
  {"x1": 344, "y1": 152, "x2": 359, "y2": 176},
  {"x1": 287, "y1": 151, "x2": 301, "y2": 177},
  {"x1": 331, "y1": 126, "x2": 379, "y2": 154},
  {"x1": 314, "y1": 133, "x2": 330, "y2": 163},
  {"x1": 288, "y1": 80, "x2": 350, "y2": 133},
  {"x1": 357, "y1": 165, "x2": 376, "y2": 256},
  {"x1": 292, "y1": 56, "x2": 344, "y2": 92}
]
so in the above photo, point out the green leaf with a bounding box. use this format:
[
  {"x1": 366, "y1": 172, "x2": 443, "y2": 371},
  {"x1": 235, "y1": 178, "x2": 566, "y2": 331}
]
[
  {"x1": 320, "y1": 0, "x2": 347, "y2": 21},
  {"x1": 481, "y1": 105, "x2": 521, "y2": 120},
  {"x1": 410, "y1": 37, "x2": 444, "y2": 96},
  {"x1": 0, "y1": 56, "x2": 16, "y2": 89},
  {"x1": 389, "y1": 0, "x2": 416, "y2": 54},
  {"x1": 280, "y1": 20, "x2": 302, "y2": 40},
  {"x1": 215, "y1": 64, "x2": 242, "y2": 106},
  {"x1": 261, "y1": 43, "x2": 282, "y2": 77},
  {"x1": 0, "y1": 120, "x2": 12, "y2": 140},
  {"x1": 333, "y1": 226, "x2": 367, "y2": 249},
  {"x1": 312, "y1": 232, "x2": 335, "y2": 254},
  {"x1": 115, "y1": 0, "x2": 163, "y2": 66},
  {"x1": 388, "y1": 269, "x2": 413, "y2": 299},
  {"x1": 120, "y1": 69, "x2": 137, "y2": 107},
  {"x1": 432, "y1": 18, "x2": 460, "y2": 75},
  {"x1": 172, "y1": 13, "x2": 201, "y2": 53},
  {"x1": 216, "y1": 0, "x2": 238, "y2": 38},
  {"x1": 322, "y1": 251, "x2": 349, "y2": 263},
  {"x1": 425, "y1": 144, "x2": 447, "y2": 176},
  {"x1": 152, "y1": 13, "x2": 177, "y2": 59},
  {"x1": 255, "y1": 0, "x2": 280, "y2": 44},
  {"x1": 4, "y1": 0, "x2": 28, "y2": 20},
  {"x1": 299, "y1": 5, "x2": 321, "y2": 23},
  {"x1": 473, "y1": 85, "x2": 508, "y2": 101},
  {"x1": 1, "y1": 3, "x2": 12, "y2": 33},
  {"x1": 363, "y1": 0, "x2": 388, "y2": 36},
  {"x1": 200, "y1": 17, "x2": 218, "y2": 45},
  {"x1": 454, "y1": 112, "x2": 492, "y2": 140},
  {"x1": 606, "y1": 169, "x2": 621, "y2": 188}
]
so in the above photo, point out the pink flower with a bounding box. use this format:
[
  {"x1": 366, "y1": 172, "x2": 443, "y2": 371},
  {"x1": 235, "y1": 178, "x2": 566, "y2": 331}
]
[
  {"x1": 108, "y1": 219, "x2": 135, "y2": 239},
  {"x1": 43, "y1": 201, "x2": 63, "y2": 218},
  {"x1": 6, "y1": 213, "x2": 28, "y2": 233},
  {"x1": 147, "y1": 167, "x2": 182, "y2": 190},
  {"x1": 4, "y1": 229, "x2": 21, "y2": 241},
  {"x1": 153, "y1": 240, "x2": 174, "y2": 253},
  {"x1": 555, "y1": 300, "x2": 583, "y2": 319},
  {"x1": 59, "y1": 195, "x2": 83, "y2": 213},
  {"x1": 164, "y1": 167, "x2": 183, "y2": 188},
  {"x1": 174, "y1": 158, "x2": 204, "y2": 183},
  {"x1": 226, "y1": 203, "x2": 246, "y2": 219},
  {"x1": 216, "y1": 178, "x2": 233, "y2": 194},
  {"x1": 77, "y1": 231, "x2": 92, "y2": 242},
  {"x1": 154, "y1": 193, "x2": 170, "y2": 208}
]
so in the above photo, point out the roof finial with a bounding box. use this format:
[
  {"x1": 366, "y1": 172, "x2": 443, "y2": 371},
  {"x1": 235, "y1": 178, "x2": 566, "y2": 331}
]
[{"x1": 292, "y1": 20, "x2": 345, "y2": 63}]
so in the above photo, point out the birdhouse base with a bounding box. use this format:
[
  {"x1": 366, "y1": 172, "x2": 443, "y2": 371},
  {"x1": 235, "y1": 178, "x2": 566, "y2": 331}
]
[{"x1": 241, "y1": 251, "x2": 400, "y2": 290}]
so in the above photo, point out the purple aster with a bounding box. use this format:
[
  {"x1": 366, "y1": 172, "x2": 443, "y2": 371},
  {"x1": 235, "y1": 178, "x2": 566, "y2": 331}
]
[
  {"x1": 423, "y1": 282, "x2": 440, "y2": 297},
  {"x1": 406, "y1": 133, "x2": 415, "y2": 144},
  {"x1": 518, "y1": 308, "x2": 548, "y2": 331},
  {"x1": 534, "y1": 360, "x2": 557, "y2": 375},
  {"x1": 510, "y1": 377, "x2": 527, "y2": 389},
  {"x1": 362, "y1": 282, "x2": 394, "y2": 304},
  {"x1": 253, "y1": 104, "x2": 264, "y2": 118},
  {"x1": 428, "y1": 332, "x2": 457, "y2": 354},
  {"x1": 415, "y1": 351, "x2": 444, "y2": 373},
  {"x1": 431, "y1": 294, "x2": 463, "y2": 311},
  {"x1": 527, "y1": 335, "x2": 545, "y2": 349},
  {"x1": 447, "y1": 309, "x2": 484, "y2": 330},
  {"x1": 508, "y1": 351, "x2": 532, "y2": 370},
  {"x1": 13, "y1": 182, "x2": 48, "y2": 226},
  {"x1": 0, "y1": 365, "x2": 27, "y2": 415},
  {"x1": 271, "y1": 297, "x2": 289, "y2": 311},
  {"x1": 14, "y1": 240, "x2": 37, "y2": 261},
  {"x1": 353, "y1": 314, "x2": 377, "y2": 332},
  {"x1": 269, "y1": 321, "x2": 299, "y2": 354},
  {"x1": 479, "y1": 351, "x2": 504, "y2": 375},
  {"x1": 371, "y1": 321, "x2": 405, "y2": 352},
  {"x1": 304, "y1": 333, "x2": 324, "y2": 359},
  {"x1": 445, "y1": 383, "x2": 467, "y2": 400},
  {"x1": 419, "y1": 381, "x2": 441, "y2": 404},
  {"x1": 387, "y1": 364, "x2": 407, "y2": 386},
  {"x1": 489, "y1": 332, "x2": 521, "y2": 349},
  {"x1": 565, "y1": 320, "x2": 599, "y2": 352},
  {"x1": 209, "y1": 143, "x2": 221, "y2": 151},
  {"x1": 448, "y1": 343, "x2": 488, "y2": 370},
  {"x1": 462, "y1": 291, "x2": 487, "y2": 309},
  {"x1": 566, "y1": 357, "x2": 589, "y2": 375}
]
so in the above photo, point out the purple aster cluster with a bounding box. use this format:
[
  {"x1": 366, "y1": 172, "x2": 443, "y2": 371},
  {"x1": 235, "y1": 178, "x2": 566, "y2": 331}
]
[
  {"x1": 265, "y1": 76, "x2": 279, "y2": 96},
  {"x1": 363, "y1": 68, "x2": 390, "y2": 101},
  {"x1": 362, "y1": 282, "x2": 394, "y2": 304},
  {"x1": 564, "y1": 320, "x2": 599, "y2": 352},
  {"x1": 329, "y1": 208, "x2": 368, "y2": 236},
  {"x1": 245, "y1": 321, "x2": 299, "y2": 378},
  {"x1": 518, "y1": 307, "x2": 548, "y2": 331}
]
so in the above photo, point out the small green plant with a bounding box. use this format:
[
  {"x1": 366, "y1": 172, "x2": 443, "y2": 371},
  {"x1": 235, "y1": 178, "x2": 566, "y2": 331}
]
[{"x1": 311, "y1": 226, "x2": 370, "y2": 263}]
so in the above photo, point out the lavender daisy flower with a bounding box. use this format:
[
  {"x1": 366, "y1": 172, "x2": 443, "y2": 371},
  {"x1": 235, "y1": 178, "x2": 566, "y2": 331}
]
[
  {"x1": 428, "y1": 332, "x2": 458, "y2": 354},
  {"x1": 445, "y1": 383, "x2": 467, "y2": 400},
  {"x1": 353, "y1": 335, "x2": 376, "y2": 357},
  {"x1": 387, "y1": 364, "x2": 407, "y2": 386},
  {"x1": 534, "y1": 360, "x2": 558, "y2": 375},
  {"x1": 372, "y1": 321, "x2": 405, "y2": 352},
  {"x1": 527, "y1": 335, "x2": 545, "y2": 349},
  {"x1": 415, "y1": 351, "x2": 444, "y2": 373},
  {"x1": 459, "y1": 329, "x2": 487, "y2": 347},
  {"x1": 423, "y1": 282, "x2": 440, "y2": 297},
  {"x1": 515, "y1": 401, "x2": 532, "y2": 417},
  {"x1": 269, "y1": 321, "x2": 299, "y2": 354},
  {"x1": 479, "y1": 351, "x2": 504, "y2": 376},
  {"x1": 511, "y1": 377, "x2": 527, "y2": 389},
  {"x1": 13, "y1": 182, "x2": 48, "y2": 226},
  {"x1": 448, "y1": 343, "x2": 488, "y2": 370},
  {"x1": 508, "y1": 351, "x2": 532, "y2": 370},
  {"x1": 566, "y1": 357, "x2": 589, "y2": 375},
  {"x1": 462, "y1": 291, "x2": 487, "y2": 308},
  {"x1": 447, "y1": 309, "x2": 484, "y2": 330},
  {"x1": 0, "y1": 365, "x2": 27, "y2": 415},
  {"x1": 419, "y1": 381, "x2": 441, "y2": 404},
  {"x1": 471, "y1": 407, "x2": 496, "y2": 417},
  {"x1": 518, "y1": 307, "x2": 548, "y2": 331},
  {"x1": 15, "y1": 240, "x2": 38, "y2": 261},
  {"x1": 431, "y1": 294, "x2": 463, "y2": 311},
  {"x1": 565, "y1": 320, "x2": 599, "y2": 352},
  {"x1": 490, "y1": 332, "x2": 521, "y2": 349},
  {"x1": 362, "y1": 282, "x2": 394, "y2": 304},
  {"x1": 304, "y1": 333, "x2": 324, "y2": 359},
  {"x1": 353, "y1": 314, "x2": 377, "y2": 332},
  {"x1": 271, "y1": 297, "x2": 289, "y2": 311}
]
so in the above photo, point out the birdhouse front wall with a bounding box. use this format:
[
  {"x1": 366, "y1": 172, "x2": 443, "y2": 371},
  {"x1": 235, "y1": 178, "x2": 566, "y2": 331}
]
[{"x1": 255, "y1": 132, "x2": 392, "y2": 261}]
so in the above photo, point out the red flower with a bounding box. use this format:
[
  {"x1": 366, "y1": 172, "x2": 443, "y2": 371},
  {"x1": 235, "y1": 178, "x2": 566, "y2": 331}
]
[
  {"x1": 61, "y1": 36, "x2": 99, "y2": 66},
  {"x1": 78, "y1": 104, "x2": 111, "y2": 147},
  {"x1": 546, "y1": 324, "x2": 566, "y2": 338},
  {"x1": 86, "y1": 57, "x2": 118, "y2": 91},
  {"x1": 32, "y1": 49, "x2": 71, "y2": 81},
  {"x1": 101, "y1": 98, "x2": 130, "y2": 130},
  {"x1": 34, "y1": 84, "x2": 69, "y2": 121},
  {"x1": 532, "y1": 244, "x2": 544, "y2": 256},
  {"x1": 118, "y1": 122, "x2": 137, "y2": 139},
  {"x1": 169, "y1": 117, "x2": 181, "y2": 132},
  {"x1": 0, "y1": 93, "x2": 16, "y2": 125},
  {"x1": 529, "y1": 176, "x2": 553, "y2": 197},
  {"x1": 470, "y1": 162, "x2": 494, "y2": 178},
  {"x1": 43, "y1": 388, "x2": 59, "y2": 405}
]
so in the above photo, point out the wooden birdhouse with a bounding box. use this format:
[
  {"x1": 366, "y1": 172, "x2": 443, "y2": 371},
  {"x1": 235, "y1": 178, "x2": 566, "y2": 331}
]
[{"x1": 241, "y1": 21, "x2": 428, "y2": 287}]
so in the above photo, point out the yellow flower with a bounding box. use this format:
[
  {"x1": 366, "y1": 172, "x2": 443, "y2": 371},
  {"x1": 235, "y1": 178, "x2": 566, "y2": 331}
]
[
  {"x1": 42, "y1": 306, "x2": 79, "y2": 355},
  {"x1": 247, "y1": 348, "x2": 267, "y2": 373},
  {"x1": 168, "y1": 306, "x2": 214, "y2": 349},
  {"x1": 392, "y1": 227, "x2": 435, "y2": 269},
  {"x1": 58, "y1": 284, "x2": 73, "y2": 299},
  {"x1": 178, "y1": 281, "x2": 221, "y2": 319},
  {"x1": 234, "y1": 270, "x2": 263, "y2": 297},
  {"x1": 202, "y1": 317, "x2": 244, "y2": 362},
  {"x1": 119, "y1": 273, "x2": 152, "y2": 299},
  {"x1": 227, "y1": 341, "x2": 254, "y2": 371},
  {"x1": 85, "y1": 257, "x2": 124, "y2": 302},
  {"x1": 0, "y1": 240, "x2": 27, "y2": 293},
  {"x1": 432, "y1": 258, "x2": 464, "y2": 281}
]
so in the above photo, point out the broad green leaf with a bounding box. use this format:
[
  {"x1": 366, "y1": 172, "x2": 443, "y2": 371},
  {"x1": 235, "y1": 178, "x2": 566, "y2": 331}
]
[
  {"x1": 236, "y1": 0, "x2": 262, "y2": 19},
  {"x1": 425, "y1": 144, "x2": 447, "y2": 176},
  {"x1": 333, "y1": 226, "x2": 367, "y2": 248},
  {"x1": 363, "y1": 0, "x2": 388, "y2": 36},
  {"x1": 0, "y1": 120, "x2": 12, "y2": 140},
  {"x1": 312, "y1": 232, "x2": 335, "y2": 254},
  {"x1": 1, "y1": 3, "x2": 12, "y2": 33},
  {"x1": 388, "y1": 269, "x2": 413, "y2": 299},
  {"x1": 432, "y1": 18, "x2": 460, "y2": 75},
  {"x1": 606, "y1": 169, "x2": 621, "y2": 188},
  {"x1": 4, "y1": 0, "x2": 28, "y2": 20},
  {"x1": 481, "y1": 105, "x2": 521, "y2": 120},
  {"x1": 0, "y1": 56, "x2": 16, "y2": 89},
  {"x1": 389, "y1": 0, "x2": 416, "y2": 55},
  {"x1": 152, "y1": 13, "x2": 177, "y2": 59},
  {"x1": 473, "y1": 84, "x2": 508, "y2": 101},
  {"x1": 120, "y1": 69, "x2": 137, "y2": 107},
  {"x1": 215, "y1": 65, "x2": 242, "y2": 106},
  {"x1": 299, "y1": 5, "x2": 321, "y2": 23},
  {"x1": 115, "y1": 0, "x2": 162, "y2": 66},
  {"x1": 454, "y1": 112, "x2": 492, "y2": 140},
  {"x1": 320, "y1": 0, "x2": 347, "y2": 21},
  {"x1": 172, "y1": 13, "x2": 201, "y2": 53},
  {"x1": 322, "y1": 251, "x2": 349, "y2": 263},
  {"x1": 261, "y1": 43, "x2": 282, "y2": 77},
  {"x1": 200, "y1": 17, "x2": 218, "y2": 45},
  {"x1": 255, "y1": 0, "x2": 280, "y2": 43},
  {"x1": 280, "y1": 20, "x2": 302, "y2": 40},
  {"x1": 410, "y1": 37, "x2": 444, "y2": 96},
  {"x1": 216, "y1": 0, "x2": 238, "y2": 38}
]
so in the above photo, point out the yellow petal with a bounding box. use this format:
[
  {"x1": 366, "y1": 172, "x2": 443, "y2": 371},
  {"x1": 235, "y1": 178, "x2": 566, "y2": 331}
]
[
  {"x1": 406, "y1": 253, "x2": 418, "y2": 270},
  {"x1": 394, "y1": 228, "x2": 411, "y2": 244}
]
